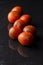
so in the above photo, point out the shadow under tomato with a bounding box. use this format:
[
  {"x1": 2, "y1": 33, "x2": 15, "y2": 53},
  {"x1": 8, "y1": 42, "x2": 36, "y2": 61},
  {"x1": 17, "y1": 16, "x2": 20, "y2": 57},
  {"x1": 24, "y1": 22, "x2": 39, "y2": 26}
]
[
  {"x1": 28, "y1": 34, "x2": 43, "y2": 49},
  {"x1": 8, "y1": 39, "x2": 31, "y2": 57},
  {"x1": 8, "y1": 34, "x2": 43, "y2": 58}
]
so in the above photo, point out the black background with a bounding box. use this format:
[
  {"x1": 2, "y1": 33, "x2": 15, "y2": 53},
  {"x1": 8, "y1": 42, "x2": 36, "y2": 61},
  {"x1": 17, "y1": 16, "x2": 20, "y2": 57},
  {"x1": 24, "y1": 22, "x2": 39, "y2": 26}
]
[{"x1": 0, "y1": 0, "x2": 43, "y2": 65}]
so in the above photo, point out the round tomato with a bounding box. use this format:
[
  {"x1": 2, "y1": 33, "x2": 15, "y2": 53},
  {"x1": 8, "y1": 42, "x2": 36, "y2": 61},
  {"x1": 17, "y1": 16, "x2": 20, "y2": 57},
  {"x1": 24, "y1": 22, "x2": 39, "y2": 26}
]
[
  {"x1": 18, "y1": 32, "x2": 34, "y2": 46},
  {"x1": 8, "y1": 11, "x2": 20, "y2": 23},
  {"x1": 11, "y1": 6, "x2": 22, "y2": 14},
  {"x1": 23, "y1": 25, "x2": 36, "y2": 34},
  {"x1": 9, "y1": 27, "x2": 22, "y2": 39},
  {"x1": 13, "y1": 19, "x2": 25, "y2": 29},
  {"x1": 20, "y1": 14, "x2": 31, "y2": 25}
]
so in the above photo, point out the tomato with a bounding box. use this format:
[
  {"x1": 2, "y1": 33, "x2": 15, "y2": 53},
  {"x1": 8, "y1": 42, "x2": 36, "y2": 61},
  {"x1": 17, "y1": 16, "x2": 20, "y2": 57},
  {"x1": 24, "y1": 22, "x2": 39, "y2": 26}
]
[
  {"x1": 11, "y1": 6, "x2": 22, "y2": 14},
  {"x1": 23, "y1": 25, "x2": 36, "y2": 34},
  {"x1": 8, "y1": 11, "x2": 20, "y2": 23},
  {"x1": 18, "y1": 32, "x2": 34, "y2": 46},
  {"x1": 20, "y1": 14, "x2": 31, "y2": 24},
  {"x1": 13, "y1": 19, "x2": 25, "y2": 29},
  {"x1": 9, "y1": 27, "x2": 22, "y2": 39}
]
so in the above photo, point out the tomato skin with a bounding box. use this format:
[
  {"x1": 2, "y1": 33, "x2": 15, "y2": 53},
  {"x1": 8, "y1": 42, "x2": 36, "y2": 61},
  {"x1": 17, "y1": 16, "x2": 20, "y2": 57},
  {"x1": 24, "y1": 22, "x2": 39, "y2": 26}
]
[
  {"x1": 18, "y1": 32, "x2": 34, "y2": 46},
  {"x1": 20, "y1": 14, "x2": 31, "y2": 24},
  {"x1": 11, "y1": 6, "x2": 22, "y2": 14},
  {"x1": 23, "y1": 25, "x2": 36, "y2": 34},
  {"x1": 9, "y1": 27, "x2": 22, "y2": 39},
  {"x1": 8, "y1": 11, "x2": 20, "y2": 23}
]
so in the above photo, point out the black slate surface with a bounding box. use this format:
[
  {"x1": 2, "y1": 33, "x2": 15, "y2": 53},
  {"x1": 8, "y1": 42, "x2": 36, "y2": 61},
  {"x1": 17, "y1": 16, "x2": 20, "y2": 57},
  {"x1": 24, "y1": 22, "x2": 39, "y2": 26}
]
[{"x1": 0, "y1": 0, "x2": 43, "y2": 65}]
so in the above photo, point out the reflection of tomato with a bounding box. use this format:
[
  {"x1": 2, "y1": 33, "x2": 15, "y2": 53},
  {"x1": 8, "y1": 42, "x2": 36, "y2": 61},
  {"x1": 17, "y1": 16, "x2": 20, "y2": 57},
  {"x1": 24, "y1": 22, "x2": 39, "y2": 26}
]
[
  {"x1": 9, "y1": 27, "x2": 22, "y2": 39},
  {"x1": 23, "y1": 25, "x2": 36, "y2": 34},
  {"x1": 11, "y1": 6, "x2": 22, "y2": 14},
  {"x1": 17, "y1": 45, "x2": 29, "y2": 57},
  {"x1": 8, "y1": 11, "x2": 20, "y2": 23},
  {"x1": 18, "y1": 32, "x2": 34, "y2": 46},
  {"x1": 20, "y1": 14, "x2": 31, "y2": 25}
]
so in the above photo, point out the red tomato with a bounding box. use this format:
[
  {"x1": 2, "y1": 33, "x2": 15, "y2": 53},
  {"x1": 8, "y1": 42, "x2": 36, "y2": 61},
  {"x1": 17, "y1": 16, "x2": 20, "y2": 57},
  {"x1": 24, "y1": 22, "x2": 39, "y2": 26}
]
[
  {"x1": 18, "y1": 32, "x2": 34, "y2": 46},
  {"x1": 9, "y1": 27, "x2": 22, "y2": 39},
  {"x1": 11, "y1": 6, "x2": 22, "y2": 14},
  {"x1": 20, "y1": 14, "x2": 31, "y2": 24},
  {"x1": 8, "y1": 11, "x2": 20, "y2": 23},
  {"x1": 23, "y1": 25, "x2": 36, "y2": 34},
  {"x1": 13, "y1": 19, "x2": 25, "y2": 29}
]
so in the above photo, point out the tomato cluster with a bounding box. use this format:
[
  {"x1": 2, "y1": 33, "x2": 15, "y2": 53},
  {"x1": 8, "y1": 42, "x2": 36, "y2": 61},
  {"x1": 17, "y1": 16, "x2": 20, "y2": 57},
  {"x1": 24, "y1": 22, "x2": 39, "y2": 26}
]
[{"x1": 8, "y1": 6, "x2": 36, "y2": 46}]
